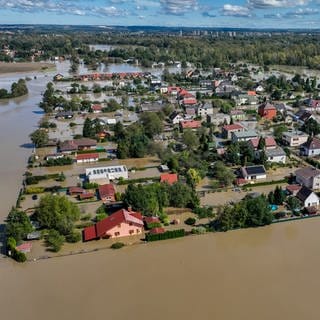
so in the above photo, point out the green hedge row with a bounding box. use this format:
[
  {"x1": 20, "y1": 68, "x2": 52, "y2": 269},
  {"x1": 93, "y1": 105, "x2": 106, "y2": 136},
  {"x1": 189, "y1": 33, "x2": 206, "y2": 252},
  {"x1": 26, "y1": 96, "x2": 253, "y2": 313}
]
[
  {"x1": 25, "y1": 173, "x2": 60, "y2": 185},
  {"x1": 145, "y1": 229, "x2": 185, "y2": 242}
]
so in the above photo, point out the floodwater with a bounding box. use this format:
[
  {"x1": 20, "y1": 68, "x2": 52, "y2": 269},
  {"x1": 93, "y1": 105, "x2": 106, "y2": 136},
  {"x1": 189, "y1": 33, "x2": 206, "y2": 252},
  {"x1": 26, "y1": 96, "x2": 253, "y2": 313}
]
[
  {"x1": 2, "y1": 61, "x2": 320, "y2": 319},
  {"x1": 2, "y1": 219, "x2": 320, "y2": 320}
]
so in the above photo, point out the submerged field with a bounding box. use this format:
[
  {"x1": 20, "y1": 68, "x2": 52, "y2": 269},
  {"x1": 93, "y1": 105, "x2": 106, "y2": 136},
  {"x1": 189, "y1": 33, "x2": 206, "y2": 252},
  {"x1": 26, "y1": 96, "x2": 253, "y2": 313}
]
[{"x1": 0, "y1": 62, "x2": 55, "y2": 74}]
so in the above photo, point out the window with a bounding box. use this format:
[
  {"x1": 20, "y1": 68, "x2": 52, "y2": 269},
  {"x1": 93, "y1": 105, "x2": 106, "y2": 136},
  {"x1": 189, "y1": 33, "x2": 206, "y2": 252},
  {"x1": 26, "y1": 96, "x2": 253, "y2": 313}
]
[
  {"x1": 114, "y1": 232, "x2": 120, "y2": 236},
  {"x1": 136, "y1": 229, "x2": 140, "y2": 233},
  {"x1": 129, "y1": 230, "x2": 134, "y2": 235}
]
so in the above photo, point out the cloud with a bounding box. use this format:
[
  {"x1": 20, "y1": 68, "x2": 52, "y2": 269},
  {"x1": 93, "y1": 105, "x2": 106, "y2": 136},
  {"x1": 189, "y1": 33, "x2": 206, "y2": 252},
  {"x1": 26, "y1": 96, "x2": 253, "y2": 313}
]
[
  {"x1": 222, "y1": 4, "x2": 251, "y2": 17},
  {"x1": 0, "y1": 0, "x2": 128, "y2": 17},
  {"x1": 160, "y1": 0, "x2": 198, "y2": 15},
  {"x1": 285, "y1": 7, "x2": 318, "y2": 16},
  {"x1": 247, "y1": 0, "x2": 309, "y2": 9},
  {"x1": 202, "y1": 12, "x2": 216, "y2": 17}
]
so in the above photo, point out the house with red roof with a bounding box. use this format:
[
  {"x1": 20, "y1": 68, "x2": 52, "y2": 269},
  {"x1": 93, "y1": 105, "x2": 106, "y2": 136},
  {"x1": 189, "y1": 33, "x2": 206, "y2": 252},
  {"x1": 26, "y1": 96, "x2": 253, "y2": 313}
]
[
  {"x1": 160, "y1": 173, "x2": 178, "y2": 185},
  {"x1": 83, "y1": 208, "x2": 144, "y2": 241},
  {"x1": 91, "y1": 104, "x2": 103, "y2": 113},
  {"x1": 182, "y1": 97, "x2": 198, "y2": 106},
  {"x1": 16, "y1": 242, "x2": 32, "y2": 253},
  {"x1": 98, "y1": 184, "x2": 116, "y2": 203},
  {"x1": 76, "y1": 153, "x2": 99, "y2": 164},
  {"x1": 222, "y1": 123, "x2": 245, "y2": 139},
  {"x1": 68, "y1": 186, "x2": 85, "y2": 196},
  {"x1": 258, "y1": 102, "x2": 277, "y2": 120},
  {"x1": 249, "y1": 137, "x2": 277, "y2": 151},
  {"x1": 300, "y1": 137, "x2": 320, "y2": 157},
  {"x1": 180, "y1": 120, "x2": 202, "y2": 130}
]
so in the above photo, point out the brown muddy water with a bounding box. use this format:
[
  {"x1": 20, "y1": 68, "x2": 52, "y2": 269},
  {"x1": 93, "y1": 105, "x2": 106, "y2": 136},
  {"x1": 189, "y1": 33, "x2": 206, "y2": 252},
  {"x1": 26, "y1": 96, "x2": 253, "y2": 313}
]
[
  {"x1": 2, "y1": 219, "x2": 320, "y2": 320},
  {"x1": 1, "y1": 63, "x2": 320, "y2": 320}
]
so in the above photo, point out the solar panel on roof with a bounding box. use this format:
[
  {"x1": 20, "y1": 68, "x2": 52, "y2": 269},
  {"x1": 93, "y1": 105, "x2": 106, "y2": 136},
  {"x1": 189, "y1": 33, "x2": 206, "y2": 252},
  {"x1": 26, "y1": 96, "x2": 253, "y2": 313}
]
[{"x1": 246, "y1": 166, "x2": 266, "y2": 175}]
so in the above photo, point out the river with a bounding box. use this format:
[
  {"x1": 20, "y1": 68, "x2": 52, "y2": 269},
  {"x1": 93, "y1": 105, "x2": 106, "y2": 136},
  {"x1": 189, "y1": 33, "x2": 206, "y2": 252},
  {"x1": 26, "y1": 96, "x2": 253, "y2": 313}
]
[{"x1": 1, "y1": 62, "x2": 320, "y2": 320}]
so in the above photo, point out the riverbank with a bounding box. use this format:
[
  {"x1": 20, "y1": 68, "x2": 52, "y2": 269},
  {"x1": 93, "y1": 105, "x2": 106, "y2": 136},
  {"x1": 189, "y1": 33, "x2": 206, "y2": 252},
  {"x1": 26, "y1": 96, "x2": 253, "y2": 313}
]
[{"x1": 0, "y1": 62, "x2": 55, "y2": 75}]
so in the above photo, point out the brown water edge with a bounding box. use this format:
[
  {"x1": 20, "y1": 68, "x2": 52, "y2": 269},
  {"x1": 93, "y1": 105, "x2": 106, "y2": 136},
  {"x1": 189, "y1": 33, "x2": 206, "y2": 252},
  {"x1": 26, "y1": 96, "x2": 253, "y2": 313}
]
[{"x1": 1, "y1": 218, "x2": 320, "y2": 320}]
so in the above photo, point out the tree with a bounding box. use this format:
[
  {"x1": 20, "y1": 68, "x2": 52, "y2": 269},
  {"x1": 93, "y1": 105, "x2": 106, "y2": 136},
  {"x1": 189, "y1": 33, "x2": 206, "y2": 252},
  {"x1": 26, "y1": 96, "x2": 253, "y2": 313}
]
[
  {"x1": 83, "y1": 118, "x2": 95, "y2": 138},
  {"x1": 29, "y1": 129, "x2": 49, "y2": 148},
  {"x1": 287, "y1": 196, "x2": 301, "y2": 212},
  {"x1": 258, "y1": 137, "x2": 265, "y2": 150},
  {"x1": 36, "y1": 195, "x2": 80, "y2": 235},
  {"x1": 302, "y1": 119, "x2": 320, "y2": 136},
  {"x1": 46, "y1": 229, "x2": 65, "y2": 252},
  {"x1": 182, "y1": 129, "x2": 198, "y2": 149},
  {"x1": 273, "y1": 185, "x2": 286, "y2": 205},
  {"x1": 186, "y1": 168, "x2": 201, "y2": 189},
  {"x1": 6, "y1": 207, "x2": 33, "y2": 243},
  {"x1": 140, "y1": 112, "x2": 163, "y2": 138},
  {"x1": 214, "y1": 161, "x2": 235, "y2": 187}
]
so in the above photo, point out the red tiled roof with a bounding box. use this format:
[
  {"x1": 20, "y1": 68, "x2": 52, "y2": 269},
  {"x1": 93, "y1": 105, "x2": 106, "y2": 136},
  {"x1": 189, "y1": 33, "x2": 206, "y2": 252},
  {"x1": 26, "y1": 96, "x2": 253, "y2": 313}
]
[
  {"x1": 247, "y1": 91, "x2": 256, "y2": 96},
  {"x1": 83, "y1": 225, "x2": 97, "y2": 241},
  {"x1": 149, "y1": 227, "x2": 165, "y2": 235},
  {"x1": 250, "y1": 137, "x2": 277, "y2": 149},
  {"x1": 160, "y1": 173, "x2": 178, "y2": 185},
  {"x1": 76, "y1": 153, "x2": 99, "y2": 161},
  {"x1": 180, "y1": 120, "x2": 201, "y2": 129},
  {"x1": 223, "y1": 124, "x2": 244, "y2": 131},
  {"x1": 98, "y1": 184, "x2": 116, "y2": 199},
  {"x1": 144, "y1": 216, "x2": 161, "y2": 224},
  {"x1": 95, "y1": 209, "x2": 143, "y2": 238},
  {"x1": 68, "y1": 186, "x2": 84, "y2": 194},
  {"x1": 79, "y1": 192, "x2": 95, "y2": 200},
  {"x1": 16, "y1": 242, "x2": 32, "y2": 253},
  {"x1": 183, "y1": 97, "x2": 197, "y2": 105},
  {"x1": 303, "y1": 137, "x2": 320, "y2": 150},
  {"x1": 286, "y1": 184, "x2": 302, "y2": 194},
  {"x1": 91, "y1": 104, "x2": 102, "y2": 111}
]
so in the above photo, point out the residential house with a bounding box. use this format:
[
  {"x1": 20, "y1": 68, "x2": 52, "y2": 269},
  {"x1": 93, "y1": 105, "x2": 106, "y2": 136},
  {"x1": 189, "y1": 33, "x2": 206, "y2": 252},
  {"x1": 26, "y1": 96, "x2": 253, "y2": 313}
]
[
  {"x1": 68, "y1": 186, "x2": 85, "y2": 196},
  {"x1": 282, "y1": 131, "x2": 309, "y2": 147},
  {"x1": 79, "y1": 192, "x2": 95, "y2": 201},
  {"x1": 55, "y1": 111, "x2": 74, "y2": 120},
  {"x1": 207, "y1": 113, "x2": 231, "y2": 126},
  {"x1": 197, "y1": 103, "x2": 214, "y2": 118},
  {"x1": 295, "y1": 167, "x2": 320, "y2": 189},
  {"x1": 199, "y1": 80, "x2": 213, "y2": 89},
  {"x1": 232, "y1": 130, "x2": 258, "y2": 143},
  {"x1": 91, "y1": 104, "x2": 103, "y2": 113},
  {"x1": 185, "y1": 107, "x2": 196, "y2": 119},
  {"x1": 222, "y1": 123, "x2": 245, "y2": 139},
  {"x1": 74, "y1": 138, "x2": 97, "y2": 151},
  {"x1": 180, "y1": 120, "x2": 202, "y2": 130},
  {"x1": 265, "y1": 147, "x2": 286, "y2": 164},
  {"x1": 140, "y1": 102, "x2": 163, "y2": 113},
  {"x1": 86, "y1": 165, "x2": 128, "y2": 184},
  {"x1": 76, "y1": 153, "x2": 99, "y2": 164},
  {"x1": 296, "y1": 186, "x2": 320, "y2": 208},
  {"x1": 98, "y1": 184, "x2": 116, "y2": 203},
  {"x1": 255, "y1": 85, "x2": 264, "y2": 93},
  {"x1": 300, "y1": 137, "x2": 320, "y2": 157},
  {"x1": 258, "y1": 102, "x2": 277, "y2": 120},
  {"x1": 304, "y1": 98, "x2": 320, "y2": 112},
  {"x1": 231, "y1": 92, "x2": 258, "y2": 106},
  {"x1": 249, "y1": 136, "x2": 277, "y2": 151},
  {"x1": 182, "y1": 97, "x2": 198, "y2": 107},
  {"x1": 160, "y1": 173, "x2": 178, "y2": 185},
  {"x1": 286, "y1": 184, "x2": 302, "y2": 196},
  {"x1": 230, "y1": 110, "x2": 246, "y2": 122},
  {"x1": 83, "y1": 208, "x2": 144, "y2": 241},
  {"x1": 296, "y1": 110, "x2": 314, "y2": 125},
  {"x1": 241, "y1": 165, "x2": 267, "y2": 180},
  {"x1": 169, "y1": 111, "x2": 184, "y2": 125}
]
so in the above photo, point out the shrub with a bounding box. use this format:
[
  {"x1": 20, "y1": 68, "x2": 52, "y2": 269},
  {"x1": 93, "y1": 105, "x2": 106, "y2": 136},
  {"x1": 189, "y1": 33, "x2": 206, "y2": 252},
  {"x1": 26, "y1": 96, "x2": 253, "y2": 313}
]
[
  {"x1": 96, "y1": 213, "x2": 108, "y2": 222},
  {"x1": 193, "y1": 206, "x2": 214, "y2": 219},
  {"x1": 12, "y1": 250, "x2": 27, "y2": 262},
  {"x1": 80, "y1": 214, "x2": 92, "y2": 221},
  {"x1": 145, "y1": 229, "x2": 185, "y2": 242},
  {"x1": 46, "y1": 230, "x2": 65, "y2": 252},
  {"x1": 146, "y1": 222, "x2": 162, "y2": 230},
  {"x1": 66, "y1": 230, "x2": 81, "y2": 243},
  {"x1": 191, "y1": 226, "x2": 206, "y2": 234},
  {"x1": 24, "y1": 187, "x2": 45, "y2": 194},
  {"x1": 184, "y1": 217, "x2": 196, "y2": 225},
  {"x1": 111, "y1": 242, "x2": 125, "y2": 249},
  {"x1": 83, "y1": 182, "x2": 99, "y2": 189}
]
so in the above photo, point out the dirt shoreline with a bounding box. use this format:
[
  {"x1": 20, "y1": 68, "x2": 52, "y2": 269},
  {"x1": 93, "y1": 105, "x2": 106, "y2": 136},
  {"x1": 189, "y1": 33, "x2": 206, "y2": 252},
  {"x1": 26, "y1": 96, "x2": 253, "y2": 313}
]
[{"x1": 0, "y1": 62, "x2": 55, "y2": 75}]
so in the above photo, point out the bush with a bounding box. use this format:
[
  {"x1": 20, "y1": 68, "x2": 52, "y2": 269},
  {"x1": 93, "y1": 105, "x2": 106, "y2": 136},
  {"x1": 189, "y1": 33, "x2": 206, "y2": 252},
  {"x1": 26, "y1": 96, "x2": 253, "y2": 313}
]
[
  {"x1": 193, "y1": 206, "x2": 214, "y2": 219},
  {"x1": 12, "y1": 250, "x2": 27, "y2": 262},
  {"x1": 145, "y1": 229, "x2": 185, "y2": 242},
  {"x1": 66, "y1": 230, "x2": 81, "y2": 243},
  {"x1": 184, "y1": 217, "x2": 196, "y2": 225},
  {"x1": 80, "y1": 214, "x2": 92, "y2": 221},
  {"x1": 111, "y1": 242, "x2": 125, "y2": 249},
  {"x1": 96, "y1": 213, "x2": 108, "y2": 222},
  {"x1": 146, "y1": 222, "x2": 162, "y2": 230},
  {"x1": 83, "y1": 182, "x2": 99, "y2": 189},
  {"x1": 191, "y1": 226, "x2": 206, "y2": 234},
  {"x1": 46, "y1": 230, "x2": 65, "y2": 252},
  {"x1": 24, "y1": 187, "x2": 45, "y2": 194}
]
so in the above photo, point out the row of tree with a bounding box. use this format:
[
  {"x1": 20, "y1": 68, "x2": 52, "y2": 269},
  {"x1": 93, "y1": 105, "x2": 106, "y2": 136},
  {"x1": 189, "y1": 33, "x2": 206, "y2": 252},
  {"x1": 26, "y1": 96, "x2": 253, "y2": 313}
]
[{"x1": 0, "y1": 79, "x2": 28, "y2": 99}]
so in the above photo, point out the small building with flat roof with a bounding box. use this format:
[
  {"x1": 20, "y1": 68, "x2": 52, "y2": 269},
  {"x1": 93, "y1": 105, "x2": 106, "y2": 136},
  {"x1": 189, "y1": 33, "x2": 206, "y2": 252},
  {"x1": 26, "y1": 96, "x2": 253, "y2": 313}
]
[{"x1": 241, "y1": 165, "x2": 266, "y2": 181}]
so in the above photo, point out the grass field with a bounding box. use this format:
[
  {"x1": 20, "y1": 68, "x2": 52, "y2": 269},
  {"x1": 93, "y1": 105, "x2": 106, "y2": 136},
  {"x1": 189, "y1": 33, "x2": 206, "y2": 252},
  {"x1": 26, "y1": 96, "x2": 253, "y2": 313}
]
[{"x1": 0, "y1": 62, "x2": 55, "y2": 74}]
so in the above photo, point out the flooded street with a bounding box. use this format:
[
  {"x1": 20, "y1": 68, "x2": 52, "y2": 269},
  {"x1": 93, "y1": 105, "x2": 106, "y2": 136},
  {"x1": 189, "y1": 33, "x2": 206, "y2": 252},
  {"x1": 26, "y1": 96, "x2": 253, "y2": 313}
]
[
  {"x1": 2, "y1": 219, "x2": 320, "y2": 320},
  {"x1": 1, "y1": 61, "x2": 320, "y2": 319}
]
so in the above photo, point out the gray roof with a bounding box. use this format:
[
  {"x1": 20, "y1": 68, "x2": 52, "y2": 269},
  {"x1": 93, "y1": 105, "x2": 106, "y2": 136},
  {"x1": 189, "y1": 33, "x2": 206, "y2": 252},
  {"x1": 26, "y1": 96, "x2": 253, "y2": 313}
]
[
  {"x1": 295, "y1": 167, "x2": 320, "y2": 179},
  {"x1": 296, "y1": 186, "x2": 314, "y2": 202},
  {"x1": 265, "y1": 147, "x2": 286, "y2": 158},
  {"x1": 232, "y1": 130, "x2": 258, "y2": 139}
]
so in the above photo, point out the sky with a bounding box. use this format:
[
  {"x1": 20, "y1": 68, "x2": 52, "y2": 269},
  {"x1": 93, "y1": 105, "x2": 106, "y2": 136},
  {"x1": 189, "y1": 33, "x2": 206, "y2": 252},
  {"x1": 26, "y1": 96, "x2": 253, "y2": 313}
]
[{"x1": 0, "y1": 0, "x2": 319, "y2": 29}]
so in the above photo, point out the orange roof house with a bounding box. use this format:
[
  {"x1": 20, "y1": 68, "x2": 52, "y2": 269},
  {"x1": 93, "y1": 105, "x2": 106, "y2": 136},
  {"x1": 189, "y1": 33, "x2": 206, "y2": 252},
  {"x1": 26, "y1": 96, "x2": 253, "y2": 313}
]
[
  {"x1": 160, "y1": 173, "x2": 178, "y2": 185},
  {"x1": 258, "y1": 102, "x2": 277, "y2": 120}
]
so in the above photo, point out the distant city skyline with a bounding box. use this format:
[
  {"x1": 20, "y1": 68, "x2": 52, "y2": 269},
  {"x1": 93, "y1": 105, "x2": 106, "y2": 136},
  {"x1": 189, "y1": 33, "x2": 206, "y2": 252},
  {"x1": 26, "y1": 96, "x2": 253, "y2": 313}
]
[{"x1": 0, "y1": 0, "x2": 319, "y2": 29}]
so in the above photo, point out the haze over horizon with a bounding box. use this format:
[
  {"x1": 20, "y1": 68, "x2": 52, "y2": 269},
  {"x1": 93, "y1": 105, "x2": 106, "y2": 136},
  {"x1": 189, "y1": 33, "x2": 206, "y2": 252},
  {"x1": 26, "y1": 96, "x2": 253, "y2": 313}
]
[{"x1": 0, "y1": 0, "x2": 319, "y2": 29}]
